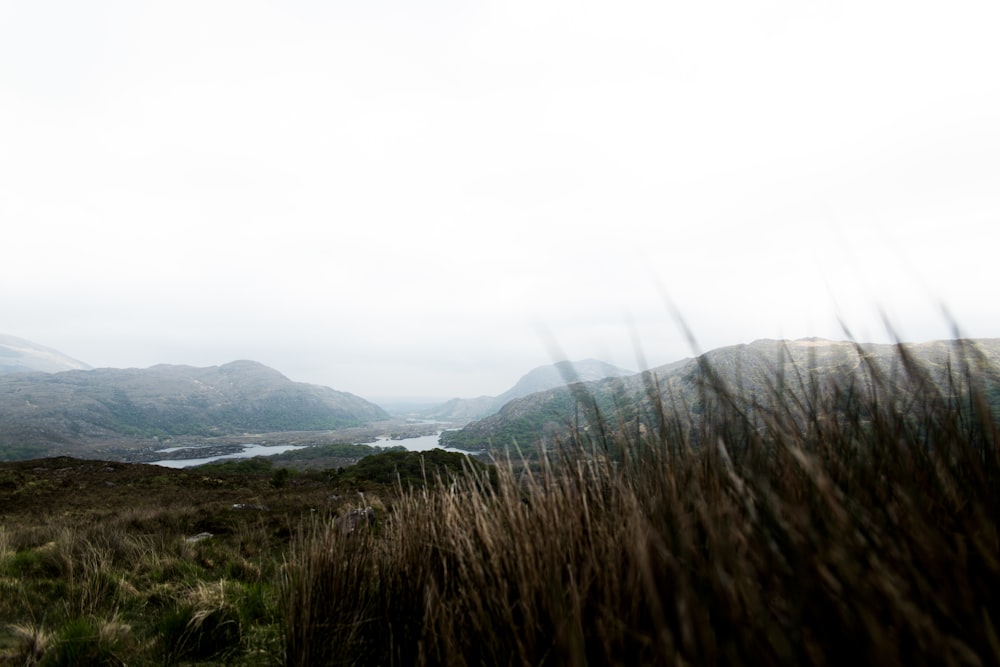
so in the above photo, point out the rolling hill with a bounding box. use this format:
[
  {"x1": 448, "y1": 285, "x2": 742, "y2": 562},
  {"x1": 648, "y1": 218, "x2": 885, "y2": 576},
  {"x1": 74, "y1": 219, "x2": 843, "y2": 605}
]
[
  {"x1": 422, "y1": 359, "x2": 635, "y2": 424},
  {"x1": 440, "y1": 338, "x2": 1000, "y2": 452},
  {"x1": 0, "y1": 360, "x2": 389, "y2": 460}
]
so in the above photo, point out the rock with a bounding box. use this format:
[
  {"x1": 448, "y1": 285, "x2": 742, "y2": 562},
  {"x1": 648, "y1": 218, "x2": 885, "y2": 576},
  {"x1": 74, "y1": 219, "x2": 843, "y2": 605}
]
[
  {"x1": 336, "y1": 507, "x2": 375, "y2": 533},
  {"x1": 231, "y1": 503, "x2": 269, "y2": 511}
]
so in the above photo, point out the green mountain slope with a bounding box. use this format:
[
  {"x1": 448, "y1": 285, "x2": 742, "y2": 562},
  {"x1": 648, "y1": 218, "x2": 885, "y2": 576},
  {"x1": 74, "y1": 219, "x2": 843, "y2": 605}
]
[
  {"x1": 0, "y1": 360, "x2": 389, "y2": 460},
  {"x1": 440, "y1": 338, "x2": 1000, "y2": 452},
  {"x1": 423, "y1": 359, "x2": 635, "y2": 424}
]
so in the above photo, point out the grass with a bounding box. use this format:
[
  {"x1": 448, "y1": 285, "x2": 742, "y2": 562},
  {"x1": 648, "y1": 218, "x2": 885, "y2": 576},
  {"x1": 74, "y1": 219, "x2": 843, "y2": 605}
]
[
  {"x1": 0, "y1": 449, "x2": 493, "y2": 665},
  {"x1": 0, "y1": 460, "x2": 333, "y2": 666},
  {"x1": 281, "y1": 339, "x2": 1000, "y2": 666},
  {"x1": 2, "y1": 338, "x2": 999, "y2": 665}
]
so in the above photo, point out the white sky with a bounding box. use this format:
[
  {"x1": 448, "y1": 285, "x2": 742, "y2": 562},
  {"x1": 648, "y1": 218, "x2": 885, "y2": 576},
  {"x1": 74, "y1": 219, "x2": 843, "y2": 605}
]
[{"x1": 3, "y1": 1, "x2": 999, "y2": 400}]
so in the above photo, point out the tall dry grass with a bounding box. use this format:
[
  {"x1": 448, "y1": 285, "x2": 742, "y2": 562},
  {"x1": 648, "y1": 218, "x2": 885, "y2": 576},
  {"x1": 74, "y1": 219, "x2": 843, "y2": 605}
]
[{"x1": 282, "y1": 340, "x2": 1000, "y2": 666}]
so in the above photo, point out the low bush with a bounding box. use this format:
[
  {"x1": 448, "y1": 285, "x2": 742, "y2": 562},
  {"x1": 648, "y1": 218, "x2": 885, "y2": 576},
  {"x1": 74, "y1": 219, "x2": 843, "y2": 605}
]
[
  {"x1": 42, "y1": 617, "x2": 130, "y2": 667},
  {"x1": 158, "y1": 582, "x2": 242, "y2": 664}
]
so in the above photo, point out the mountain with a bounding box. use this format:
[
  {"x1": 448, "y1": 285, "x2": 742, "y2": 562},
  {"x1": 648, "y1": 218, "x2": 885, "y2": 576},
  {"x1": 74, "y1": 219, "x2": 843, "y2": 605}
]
[
  {"x1": 440, "y1": 338, "x2": 1000, "y2": 452},
  {"x1": 496, "y1": 359, "x2": 638, "y2": 403},
  {"x1": 422, "y1": 359, "x2": 636, "y2": 424},
  {"x1": 0, "y1": 360, "x2": 389, "y2": 460},
  {"x1": 0, "y1": 334, "x2": 92, "y2": 374}
]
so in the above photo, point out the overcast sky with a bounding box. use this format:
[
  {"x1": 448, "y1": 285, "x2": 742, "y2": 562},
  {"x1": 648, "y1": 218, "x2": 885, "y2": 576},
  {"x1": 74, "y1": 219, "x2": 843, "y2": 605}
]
[{"x1": 3, "y1": 1, "x2": 999, "y2": 400}]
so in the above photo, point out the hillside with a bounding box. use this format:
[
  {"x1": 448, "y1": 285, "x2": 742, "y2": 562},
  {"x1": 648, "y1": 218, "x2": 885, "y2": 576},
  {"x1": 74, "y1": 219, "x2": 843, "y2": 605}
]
[
  {"x1": 3, "y1": 340, "x2": 998, "y2": 665},
  {"x1": 0, "y1": 360, "x2": 389, "y2": 460},
  {"x1": 0, "y1": 334, "x2": 92, "y2": 373},
  {"x1": 422, "y1": 359, "x2": 635, "y2": 424},
  {"x1": 440, "y1": 338, "x2": 1000, "y2": 452}
]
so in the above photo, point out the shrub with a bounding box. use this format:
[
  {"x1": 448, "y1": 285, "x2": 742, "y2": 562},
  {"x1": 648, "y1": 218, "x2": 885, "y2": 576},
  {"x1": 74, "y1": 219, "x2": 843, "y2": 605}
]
[
  {"x1": 5, "y1": 623, "x2": 52, "y2": 666},
  {"x1": 40, "y1": 617, "x2": 130, "y2": 667},
  {"x1": 158, "y1": 581, "x2": 242, "y2": 663}
]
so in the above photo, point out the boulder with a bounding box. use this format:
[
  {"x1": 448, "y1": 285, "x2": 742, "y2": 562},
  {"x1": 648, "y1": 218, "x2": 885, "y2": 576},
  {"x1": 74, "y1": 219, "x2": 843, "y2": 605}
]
[{"x1": 336, "y1": 507, "x2": 375, "y2": 533}]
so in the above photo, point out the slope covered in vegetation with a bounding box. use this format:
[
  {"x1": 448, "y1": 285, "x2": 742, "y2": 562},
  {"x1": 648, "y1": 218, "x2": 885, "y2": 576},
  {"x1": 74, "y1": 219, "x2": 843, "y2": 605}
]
[
  {"x1": 442, "y1": 337, "x2": 1000, "y2": 453},
  {"x1": 0, "y1": 360, "x2": 389, "y2": 460}
]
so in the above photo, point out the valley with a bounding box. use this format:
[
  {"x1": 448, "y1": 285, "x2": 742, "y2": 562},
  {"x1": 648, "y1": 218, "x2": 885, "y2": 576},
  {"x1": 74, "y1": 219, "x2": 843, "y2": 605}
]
[{"x1": 1, "y1": 333, "x2": 998, "y2": 665}]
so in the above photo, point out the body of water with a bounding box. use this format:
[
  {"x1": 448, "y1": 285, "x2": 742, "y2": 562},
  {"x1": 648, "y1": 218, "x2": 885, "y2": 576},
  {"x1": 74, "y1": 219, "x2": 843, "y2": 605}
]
[
  {"x1": 149, "y1": 432, "x2": 468, "y2": 468},
  {"x1": 150, "y1": 443, "x2": 309, "y2": 468},
  {"x1": 374, "y1": 432, "x2": 470, "y2": 453}
]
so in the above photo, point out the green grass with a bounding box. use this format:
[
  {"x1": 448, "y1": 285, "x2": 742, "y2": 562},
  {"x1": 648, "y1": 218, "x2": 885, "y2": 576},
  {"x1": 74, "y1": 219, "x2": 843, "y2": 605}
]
[{"x1": 0, "y1": 463, "x2": 309, "y2": 666}]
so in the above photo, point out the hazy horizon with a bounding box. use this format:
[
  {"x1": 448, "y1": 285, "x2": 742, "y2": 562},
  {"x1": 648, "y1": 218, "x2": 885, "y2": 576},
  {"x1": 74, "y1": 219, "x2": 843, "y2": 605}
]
[{"x1": 4, "y1": 2, "x2": 999, "y2": 399}]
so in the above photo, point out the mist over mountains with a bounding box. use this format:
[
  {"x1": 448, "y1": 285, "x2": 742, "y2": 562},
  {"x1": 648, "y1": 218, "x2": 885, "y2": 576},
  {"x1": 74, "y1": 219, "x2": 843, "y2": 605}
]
[
  {"x1": 422, "y1": 359, "x2": 635, "y2": 424},
  {"x1": 0, "y1": 334, "x2": 92, "y2": 374},
  {"x1": 0, "y1": 335, "x2": 641, "y2": 462},
  {"x1": 4, "y1": 334, "x2": 999, "y2": 466},
  {"x1": 0, "y1": 356, "x2": 388, "y2": 460},
  {"x1": 441, "y1": 338, "x2": 1000, "y2": 452}
]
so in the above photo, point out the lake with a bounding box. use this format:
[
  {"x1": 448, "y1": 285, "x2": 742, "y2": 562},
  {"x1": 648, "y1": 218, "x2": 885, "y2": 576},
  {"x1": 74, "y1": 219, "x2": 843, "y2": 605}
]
[
  {"x1": 371, "y1": 432, "x2": 470, "y2": 453},
  {"x1": 150, "y1": 443, "x2": 311, "y2": 469},
  {"x1": 149, "y1": 431, "x2": 468, "y2": 468}
]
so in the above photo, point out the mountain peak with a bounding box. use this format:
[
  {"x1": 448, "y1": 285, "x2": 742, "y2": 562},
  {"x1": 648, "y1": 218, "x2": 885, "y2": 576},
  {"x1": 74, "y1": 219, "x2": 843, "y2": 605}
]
[
  {"x1": 422, "y1": 359, "x2": 635, "y2": 424},
  {"x1": 501, "y1": 359, "x2": 635, "y2": 401}
]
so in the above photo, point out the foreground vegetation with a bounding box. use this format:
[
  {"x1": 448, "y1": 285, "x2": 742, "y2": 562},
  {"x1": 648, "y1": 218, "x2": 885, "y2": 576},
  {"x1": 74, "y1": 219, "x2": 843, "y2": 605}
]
[
  {"x1": 3, "y1": 338, "x2": 999, "y2": 665},
  {"x1": 0, "y1": 451, "x2": 477, "y2": 665},
  {"x1": 285, "y1": 339, "x2": 1000, "y2": 666}
]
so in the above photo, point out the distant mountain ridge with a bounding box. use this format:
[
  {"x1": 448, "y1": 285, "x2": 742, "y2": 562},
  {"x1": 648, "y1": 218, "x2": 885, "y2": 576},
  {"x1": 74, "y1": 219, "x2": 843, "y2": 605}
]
[
  {"x1": 422, "y1": 359, "x2": 636, "y2": 424},
  {"x1": 0, "y1": 334, "x2": 92, "y2": 373},
  {"x1": 0, "y1": 360, "x2": 389, "y2": 460},
  {"x1": 440, "y1": 338, "x2": 1000, "y2": 452}
]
